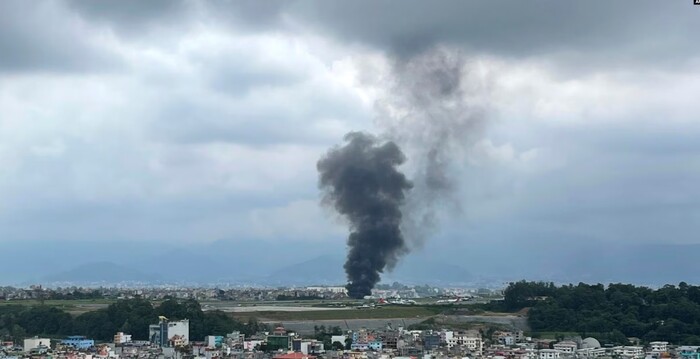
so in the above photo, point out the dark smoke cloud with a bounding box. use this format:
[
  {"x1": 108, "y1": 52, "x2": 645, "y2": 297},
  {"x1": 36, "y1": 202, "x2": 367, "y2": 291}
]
[
  {"x1": 318, "y1": 47, "x2": 489, "y2": 296},
  {"x1": 317, "y1": 132, "x2": 412, "y2": 298},
  {"x1": 376, "y1": 47, "x2": 489, "y2": 246}
]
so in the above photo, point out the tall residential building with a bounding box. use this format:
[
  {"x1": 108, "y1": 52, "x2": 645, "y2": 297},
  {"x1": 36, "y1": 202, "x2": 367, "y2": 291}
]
[
  {"x1": 149, "y1": 317, "x2": 190, "y2": 347},
  {"x1": 226, "y1": 331, "x2": 245, "y2": 348},
  {"x1": 450, "y1": 331, "x2": 483, "y2": 355},
  {"x1": 149, "y1": 321, "x2": 168, "y2": 347}
]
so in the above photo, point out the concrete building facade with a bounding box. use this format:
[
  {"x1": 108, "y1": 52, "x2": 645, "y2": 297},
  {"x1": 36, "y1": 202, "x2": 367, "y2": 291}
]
[
  {"x1": 23, "y1": 337, "x2": 50, "y2": 353},
  {"x1": 553, "y1": 341, "x2": 577, "y2": 354},
  {"x1": 114, "y1": 332, "x2": 132, "y2": 345},
  {"x1": 61, "y1": 336, "x2": 94, "y2": 349},
  {"x1": 149, "y1": 318, "x2": 190, "y2": 347},
  {"x1": 539, "y1": 349, "x2": 561, "y2": 359},
  {"x1": 650, "y1": 342, "x2": 669, "y2": 353}
]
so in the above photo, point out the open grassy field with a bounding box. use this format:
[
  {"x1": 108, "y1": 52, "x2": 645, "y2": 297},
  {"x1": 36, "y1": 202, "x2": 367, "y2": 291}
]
[
  {"x1": 0, "y1": 299, "x2": 116, "y2": 306},
  {"x1": 0, "y1": 299, "x2": 116, "y2": 314},
  {"x1": 0, "y1": 299, "x2": 507, "y2": 321},
  {"x1": 229, "y1": 305, "x2": 445, "y2": 321}
]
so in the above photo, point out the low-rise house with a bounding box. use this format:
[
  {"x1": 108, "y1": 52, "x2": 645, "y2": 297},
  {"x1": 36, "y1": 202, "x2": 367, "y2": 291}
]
[
  {"x1": 61, "y1": 335, "x2": 95, "y2": 349},
  {"x1": 539, "y1": 349, "x2": 560, "y2": 359},
  {"x1": 331, "y1": 335, "x2": 347, "y2": 347},
  {"x1": 243, "y1": 340, "x2": 263, "y2": 351},
  {"x1": 678, "y1": 346, "x2": 700, "y2": 359},
  {"x1": 113, "y1": 332, "x2": 132, "y2": 345},
  {"x1": 23, "y1": 337, "x2": 51, "y2": 353},
  {"x1": 650, "y1": 342, "x2": 669, "y2": 353},
  {"x1": 293, "y1": 339, "x2": 324, "y2": 354},
  {"x1": 553, "y1": 341, "x2": 577, "y2": 354},
  {"x1": 206, "y1": 335, "x2": 224, "y2": 349},
  {"x1": 613, "y1": 346, "x2": 645, "y2": 359},
  {"x1": 577, "y1": 347, "x2": 607, "y2": 358}
]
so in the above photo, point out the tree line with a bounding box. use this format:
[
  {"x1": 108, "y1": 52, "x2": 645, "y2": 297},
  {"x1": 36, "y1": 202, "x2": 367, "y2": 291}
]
[
  {"x1": 500, "y1": 280, "x2": 700, "y2": 345},
  {"x1": 313, "y1": 325, "x2": 346, "y2": 350},
  {"x1": 0, "y1": 298, "x2": 267, "y2": 342}
]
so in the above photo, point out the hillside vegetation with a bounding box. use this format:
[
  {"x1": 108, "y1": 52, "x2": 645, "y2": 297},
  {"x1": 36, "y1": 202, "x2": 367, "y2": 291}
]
[
  {"x1": 502, "y1": 281, "x2": 700, "y2": 344},
  {"x1": 0, "y1": 298, "x2": 264, "y2": 342}
]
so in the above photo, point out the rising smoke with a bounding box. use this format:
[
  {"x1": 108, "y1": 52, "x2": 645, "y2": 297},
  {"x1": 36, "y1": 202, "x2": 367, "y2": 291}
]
[
  {"x1": 318, "y1": 47, "x2": 488, "y2": 298},
  {"x1": 317, "y1": 132, "x2": 412, "y2": 298},
  {"x1": 376, "y1": 48, "x2": 488, "y2": 247}
]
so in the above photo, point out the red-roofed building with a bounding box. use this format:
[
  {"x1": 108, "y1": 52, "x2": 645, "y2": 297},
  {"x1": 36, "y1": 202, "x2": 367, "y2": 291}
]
[{"x1": 273, "y1": 353, "x2": 316, "y2": 359}]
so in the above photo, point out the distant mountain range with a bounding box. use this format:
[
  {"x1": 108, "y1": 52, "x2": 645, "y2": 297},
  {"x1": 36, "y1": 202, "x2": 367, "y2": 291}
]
[
  {"x1": 265, "y1": 254, "x2": 474, "y2": 285},
  {"x1": 2, "y1": 238, "x2": 700, "y2": 287},
  {"x1": 43, "y1": 261, "x2": 161, "y2": 284}
]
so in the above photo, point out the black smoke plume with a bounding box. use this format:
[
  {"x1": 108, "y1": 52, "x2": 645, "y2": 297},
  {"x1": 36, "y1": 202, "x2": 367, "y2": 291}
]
[
  {"x1": 318, "y1": 47, "x2": 488, "y2": 297},
  {"x1": 317, "y1": 132, "x2": 412, "y2": 299}
]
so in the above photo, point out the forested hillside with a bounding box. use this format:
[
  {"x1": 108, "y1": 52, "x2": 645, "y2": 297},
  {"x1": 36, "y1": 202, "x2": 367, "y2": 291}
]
[{"x1": 502, "y1": 281, "x2": 700, "y2": 344}]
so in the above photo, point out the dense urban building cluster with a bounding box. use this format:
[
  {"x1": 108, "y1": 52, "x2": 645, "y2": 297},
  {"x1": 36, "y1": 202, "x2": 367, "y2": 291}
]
[
  {"x1": 0, "y1": 286, "x2": 414, "y2": 302},
  {"x1": 0, "y1": 286, "x2": 496, "y2": 303},
  {"x1": 3, "y1": 282, "x2": 700, "y2": 359},
  {"x1": 5, "y1": 319, "x2": 700, "y2": 359}
]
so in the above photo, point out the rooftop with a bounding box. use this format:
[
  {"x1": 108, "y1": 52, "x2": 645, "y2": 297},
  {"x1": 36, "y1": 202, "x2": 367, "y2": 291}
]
[{"x1": 273, "y1": 353, "x2": 316, "y2": 359}]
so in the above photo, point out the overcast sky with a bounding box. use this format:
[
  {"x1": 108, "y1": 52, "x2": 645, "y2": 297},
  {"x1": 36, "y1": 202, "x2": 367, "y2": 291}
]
[{"x1": 1, "y1": 0, "x2": 699, "y2": 252}]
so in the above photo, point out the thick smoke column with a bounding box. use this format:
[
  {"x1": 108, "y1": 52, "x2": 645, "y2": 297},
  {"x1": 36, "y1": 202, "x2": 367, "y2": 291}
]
[
  {"x1": 376, "y1": 47, "x2": 489, "y2": 247},
  {"x1": 318, "y1": 47, "x2": 489, "y2": 296},
  {"x1": 317, "y1": 132, "x2": 412, "y2": 299}
]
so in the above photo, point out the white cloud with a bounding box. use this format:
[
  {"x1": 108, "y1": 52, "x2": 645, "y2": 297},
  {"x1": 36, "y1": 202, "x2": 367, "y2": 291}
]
[{"x1": 248, "y1": 199, "x2": 345, "y2": 241}]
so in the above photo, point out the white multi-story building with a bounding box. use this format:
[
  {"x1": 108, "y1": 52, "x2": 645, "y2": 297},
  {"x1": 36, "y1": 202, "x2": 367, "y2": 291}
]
[
  {"x1": 553, "y1": 341, "x2": 578, "y2": 354},
  {"x1": 613, "y1": 346, "x2": 644, "y2": 358},
  {"x1": 114, "y1": 332, "x2": 132, "y2": 344},
  {"x1": 305, "y1": 286, "x2": 347, "y2": 294},
  {"x1": 168, "y1": 320, "x2": 189, "y2": 344},
  {"x1": 23, "y1": 337, "x2": 51, "y2": 352},
  {"x1": 650, "y1": 342, "x2": 668, "y2": 353},
  {"x1": 577, "y1": 348, "x2": 607, "y2": 358},
  {"x1": 149, "y1": 318, "x2": 190, "y2": 347},
  {"x1": 448, "y1": 332, "x2": 483, "y2": 354},
  {"x1": 441, "y1": 330, "x2": 454, "y2": 345},
  {"x1": 409, "y1": 331, "x2": 422, "y2": 341},
  {"x1": 525, "y1": 349, "x2": 540, "y2": 359},
  {"x1": 539, "y1": 349, "x2": 561, "y2": 359},
  {"x1": 331, "y1": 335, "x2": 347, "y2": 346}
]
